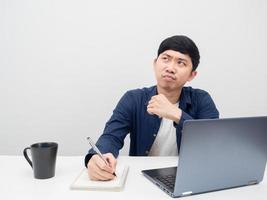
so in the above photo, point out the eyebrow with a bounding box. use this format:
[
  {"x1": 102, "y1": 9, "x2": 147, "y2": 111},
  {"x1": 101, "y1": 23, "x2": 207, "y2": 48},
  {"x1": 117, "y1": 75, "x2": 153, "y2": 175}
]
[{"x1": 161, "y1": 53, "x2": 188, "y2": 63}]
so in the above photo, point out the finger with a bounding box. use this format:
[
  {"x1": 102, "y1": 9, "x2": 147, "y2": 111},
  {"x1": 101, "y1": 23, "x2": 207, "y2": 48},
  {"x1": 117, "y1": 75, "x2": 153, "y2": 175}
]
[
  {"x1": 153, "y1": 94, "x2": 163, "y2": 100},
  {"x1": 147, "y1": 109, "x2": 153, "y2": 115},
  {"x1": 89, "y1": 169, "x2": 106, "y2": 181},
  {"x1": 147, "y1": 105, "x2": 153, "y2": 111},
  {"x1": 104, "y1": 153, "x2": 117, "y2": 172},
  {"x1": 92, "y1": 154, "x2": 107, "y2": 167},
  {"x1": 147, "y1": 102, "x2": 159, "y2": 109},
  {"x1": 147, "y1": 107, "x2": 155, "y2": 115},
  {"x1": 147, "y1": 104, "x2": 153, "y2": 109},
  {"x1": 94, "y1": 168, "x2": 115, "y2": 180},
  {"x1": 90, "y1": 170, "x2": 113, "y2": 181},
  {"x1": 148, "y1": 107, "x2": 161, "y2": 117},
  {"x1": 89, "y1": 161, "x2": 115, "y2": 180},
  {"x1": 88, "y1": 161, "x2": 107, "y2": 181},
  {"x1": 148, "y1": 99, "x2": 155, "y2": 105},
  {"x1": 151, "y1": 95, "x2": 158, "y2": 100},
  {"x1": 94, "y1": 156, "x2": 114, "y2": 174},
  {"x1": 90, "y1": 154, "x2": 113, "y2": 173}
]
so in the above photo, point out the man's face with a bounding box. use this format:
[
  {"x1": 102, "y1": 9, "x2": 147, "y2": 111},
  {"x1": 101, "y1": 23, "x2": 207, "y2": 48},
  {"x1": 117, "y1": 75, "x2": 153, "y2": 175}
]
[{"x1": 153, "y1": 50, "x2": 197, "y2": 91}]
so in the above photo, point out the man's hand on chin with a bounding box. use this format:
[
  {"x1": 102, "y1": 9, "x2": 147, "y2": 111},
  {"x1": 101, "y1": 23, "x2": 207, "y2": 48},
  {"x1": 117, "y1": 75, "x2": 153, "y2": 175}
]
[{"x1": 147, "y1": 94, "x2": 182, "y2": 123}]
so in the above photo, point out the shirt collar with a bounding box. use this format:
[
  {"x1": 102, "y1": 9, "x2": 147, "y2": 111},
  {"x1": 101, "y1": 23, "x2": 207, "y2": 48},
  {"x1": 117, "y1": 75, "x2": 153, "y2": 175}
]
[
  {"x1": 179, "y1": 87, "x2": 192, "y2": 109},
  {"x1": 144, "y1": 86, "x2": 158, "y2": 105}
]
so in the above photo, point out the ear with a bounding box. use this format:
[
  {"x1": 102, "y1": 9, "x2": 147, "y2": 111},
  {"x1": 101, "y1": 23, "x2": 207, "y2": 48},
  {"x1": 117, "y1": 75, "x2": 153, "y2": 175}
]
[{"x1": 187, "y1": 70, "x2": 197, "y2": 82}]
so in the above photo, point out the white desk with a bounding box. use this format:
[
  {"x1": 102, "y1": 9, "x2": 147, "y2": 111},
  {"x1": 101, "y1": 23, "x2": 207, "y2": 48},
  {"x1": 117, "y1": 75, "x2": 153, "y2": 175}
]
[{"x1": 0, "y1": 156, "x2": 266, "y2": 200}]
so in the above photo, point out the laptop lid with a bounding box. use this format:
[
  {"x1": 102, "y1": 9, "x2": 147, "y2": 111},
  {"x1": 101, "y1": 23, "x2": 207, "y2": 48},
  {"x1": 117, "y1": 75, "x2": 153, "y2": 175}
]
[{"x1": 173, "y1": 116, "x2": 267, "y2": 197}]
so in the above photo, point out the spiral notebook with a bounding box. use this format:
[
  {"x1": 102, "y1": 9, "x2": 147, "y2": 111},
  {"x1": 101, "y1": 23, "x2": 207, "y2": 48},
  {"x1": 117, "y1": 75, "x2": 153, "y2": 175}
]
[{"x1": 70, "y1": 163, "x2": 129, "y2": 191}]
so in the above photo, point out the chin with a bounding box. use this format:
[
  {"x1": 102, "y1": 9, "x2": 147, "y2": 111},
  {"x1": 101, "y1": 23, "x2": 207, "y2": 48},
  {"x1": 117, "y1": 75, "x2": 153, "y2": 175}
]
[
  {"x1": 158, "y1": 83, "x2": 175, "y2": 91},
  {"x1": 157, "y1": 80, "x2": 182, "y2": 91}
]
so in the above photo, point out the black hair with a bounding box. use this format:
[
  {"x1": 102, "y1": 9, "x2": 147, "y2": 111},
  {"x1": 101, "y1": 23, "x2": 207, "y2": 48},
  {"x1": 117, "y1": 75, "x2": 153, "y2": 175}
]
[{"x1": 157, "y1": 35, "x2": 200, "y2": 71}]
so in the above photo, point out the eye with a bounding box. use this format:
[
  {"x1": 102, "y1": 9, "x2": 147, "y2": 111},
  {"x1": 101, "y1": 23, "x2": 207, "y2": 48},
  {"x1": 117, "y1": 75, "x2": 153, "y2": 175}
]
[
  {"x1": 177, "y1": 60, "x2": 186, "y2": 67},
  {"x1": 162, "y1": 56, "x2": 168, "y2": 61}
]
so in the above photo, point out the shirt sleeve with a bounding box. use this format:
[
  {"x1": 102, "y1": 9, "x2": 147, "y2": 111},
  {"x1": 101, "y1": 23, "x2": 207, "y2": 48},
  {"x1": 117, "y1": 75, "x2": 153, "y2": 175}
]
[
  {"x1": 196, "y1": 91, "x2": 219, "y2": 119},
  {"x1": 84, "y1": 91, "x2": 133, "y2": 167},
  {"x1": 173, "y1": 110, "x2": 193, "y2": 131},
  {"x1": 174, "y1": 91, "x2": 219, "y2": 130}
]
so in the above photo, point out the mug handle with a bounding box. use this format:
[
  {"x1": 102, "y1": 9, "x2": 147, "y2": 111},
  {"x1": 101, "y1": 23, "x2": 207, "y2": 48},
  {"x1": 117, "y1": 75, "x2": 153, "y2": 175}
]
[{"x1": 23, "y1": 147, "x2": 33, "y2": 168}]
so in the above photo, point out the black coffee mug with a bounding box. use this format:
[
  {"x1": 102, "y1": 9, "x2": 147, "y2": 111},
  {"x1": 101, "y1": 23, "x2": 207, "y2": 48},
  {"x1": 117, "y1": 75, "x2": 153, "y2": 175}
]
[{"x1": 23, "y1": 142, "x2": 58, "y2": 179}]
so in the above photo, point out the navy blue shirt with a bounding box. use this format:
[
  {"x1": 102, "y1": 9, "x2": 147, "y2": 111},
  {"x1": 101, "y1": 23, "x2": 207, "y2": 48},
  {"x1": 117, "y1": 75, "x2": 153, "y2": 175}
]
[{"x1": 85, "y1": 86, "x2": 219, "y2": 166}]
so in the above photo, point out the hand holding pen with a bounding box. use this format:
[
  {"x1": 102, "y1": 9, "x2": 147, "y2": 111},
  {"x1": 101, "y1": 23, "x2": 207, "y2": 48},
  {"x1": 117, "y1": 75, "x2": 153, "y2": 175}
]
[{"x1": 87, "y1": 137, "x2": 117, "y2": 180}]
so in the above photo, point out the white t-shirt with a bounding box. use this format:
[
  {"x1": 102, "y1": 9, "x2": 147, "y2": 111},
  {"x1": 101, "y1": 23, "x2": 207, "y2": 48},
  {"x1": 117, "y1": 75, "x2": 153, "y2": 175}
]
[{"x1": 148, "y1": 116, "x2": 178, "y2": 156}]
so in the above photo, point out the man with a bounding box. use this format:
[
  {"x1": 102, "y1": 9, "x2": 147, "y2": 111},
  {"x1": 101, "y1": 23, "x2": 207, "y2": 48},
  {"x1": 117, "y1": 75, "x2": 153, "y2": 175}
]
[{"x1": 85, "y1": 35, "x2": 219, "y2": 181}]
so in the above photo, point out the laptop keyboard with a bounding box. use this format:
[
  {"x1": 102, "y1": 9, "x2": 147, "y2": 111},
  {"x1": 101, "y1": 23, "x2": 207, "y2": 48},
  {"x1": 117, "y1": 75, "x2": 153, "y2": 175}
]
[{"x1": 155, "y1": 175, "x2": 175, "y2": 190}]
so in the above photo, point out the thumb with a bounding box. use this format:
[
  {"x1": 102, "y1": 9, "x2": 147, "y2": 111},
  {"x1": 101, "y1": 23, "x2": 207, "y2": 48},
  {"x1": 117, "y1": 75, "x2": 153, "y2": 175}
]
[{"x1": 104, "y1": 153, "x2": 117, "y2": 172}]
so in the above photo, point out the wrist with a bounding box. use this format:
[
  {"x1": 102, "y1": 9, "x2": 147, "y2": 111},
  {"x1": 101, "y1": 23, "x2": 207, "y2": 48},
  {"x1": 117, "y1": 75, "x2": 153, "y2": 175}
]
[{"x1": 170, "y1": 107, "x2": 182, "y2": 123}]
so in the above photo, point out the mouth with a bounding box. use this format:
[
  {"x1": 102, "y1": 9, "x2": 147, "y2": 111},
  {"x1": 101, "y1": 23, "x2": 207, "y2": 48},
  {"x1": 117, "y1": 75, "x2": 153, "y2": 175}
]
[{"x1": 162, "y1": 74, "x2": 176, "y2": 81}]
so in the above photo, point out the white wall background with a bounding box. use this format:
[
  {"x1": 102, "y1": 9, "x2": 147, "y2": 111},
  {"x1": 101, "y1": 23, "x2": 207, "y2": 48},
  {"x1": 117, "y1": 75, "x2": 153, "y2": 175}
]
[{"x1": 0, "y1": 0, "x2": 266, "y2": 156}]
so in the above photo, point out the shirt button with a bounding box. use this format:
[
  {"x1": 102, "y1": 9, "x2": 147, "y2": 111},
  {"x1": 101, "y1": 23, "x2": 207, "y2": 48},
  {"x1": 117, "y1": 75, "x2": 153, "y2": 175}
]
[
  {"x1": 153, "y1": 134, "x2": 157, "y2": 137},
  {"x1": 145, "y1": 150, "x2": 149, "y2": 155}
]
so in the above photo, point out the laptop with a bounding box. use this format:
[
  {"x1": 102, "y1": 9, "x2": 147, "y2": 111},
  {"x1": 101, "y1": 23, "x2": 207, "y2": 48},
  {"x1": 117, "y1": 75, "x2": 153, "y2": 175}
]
[{"x1": 142, "y1": 116, "x2": 267, "y2": 198}]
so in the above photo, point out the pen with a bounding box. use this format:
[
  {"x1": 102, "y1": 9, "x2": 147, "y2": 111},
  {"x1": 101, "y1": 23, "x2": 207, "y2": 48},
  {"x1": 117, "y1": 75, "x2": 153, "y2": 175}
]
[{"x1": 87, "y1": 137, "x2": 117, "y2": 177}]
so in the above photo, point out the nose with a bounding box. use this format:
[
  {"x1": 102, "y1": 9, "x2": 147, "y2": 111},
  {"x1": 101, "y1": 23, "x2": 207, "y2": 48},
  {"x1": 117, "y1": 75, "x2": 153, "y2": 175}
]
[{"x1": 165, "y1": 61, "x2": 176, "y2": 74}]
